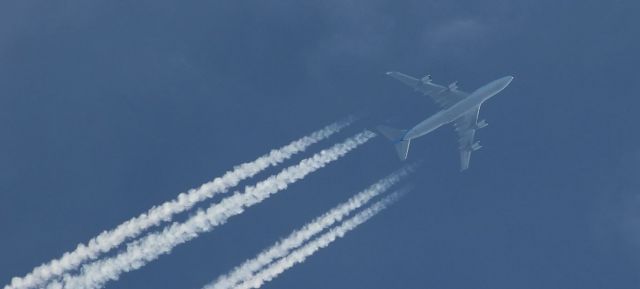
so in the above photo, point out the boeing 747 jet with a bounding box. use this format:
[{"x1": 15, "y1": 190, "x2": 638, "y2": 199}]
[{"x1": 379, "y1": 72, "x2": 513, "y2": 171}]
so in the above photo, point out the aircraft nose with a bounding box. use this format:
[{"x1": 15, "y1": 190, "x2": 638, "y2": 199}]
[{"x1": 498, "y1": 76, "x2": 514, "y2": 89}]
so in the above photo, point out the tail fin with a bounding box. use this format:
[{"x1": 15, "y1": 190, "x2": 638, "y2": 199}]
[{"x1": 376, "y1": 125, "x2": 411, "y2": 160}]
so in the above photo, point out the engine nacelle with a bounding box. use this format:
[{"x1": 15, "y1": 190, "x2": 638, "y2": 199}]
[
  {"x1": 421, "y1": 75, "x2": 432, "y2": 83},
  {"x1": 475, "y1": 119, "x2": 488, "y2": 129},
  {"x1": 448, "y1": 81, "x2": 458, "y2": 91},
  {"x1": 470, "y1": 141, "x2": 482, "y2": 151}
]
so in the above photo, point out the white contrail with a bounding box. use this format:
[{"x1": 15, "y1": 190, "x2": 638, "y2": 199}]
[
  {"x1": 234, "y1": 191, "x2": 404, "y2": 289},
  {"x1": 205, "y1": 167, "x2": 414, "y2": 289},
  {"x1": 4, "y1": 118, "x2": 352, "y2": 289},
  {"x1": 46, "y1": 130, "x2": 376, "y2": 289}
]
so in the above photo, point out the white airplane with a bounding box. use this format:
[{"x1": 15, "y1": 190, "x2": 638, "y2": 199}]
[{"x1": 379, "y1": 72, "x2": 514, "y2": 171}]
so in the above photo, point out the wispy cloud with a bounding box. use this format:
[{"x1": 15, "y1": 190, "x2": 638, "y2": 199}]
[
  {"x1": 46, "y1": 130, "x2": 376, "y2": 289},
  {"x1": 234, "y1": 190, "x2": 406, "y2": 289},
  {"x1": 205, "y1": 166, "x2": 414, "y2": 289},
  {"x1": 5, "y1": 118, "x2": 353, "y2": 289}
]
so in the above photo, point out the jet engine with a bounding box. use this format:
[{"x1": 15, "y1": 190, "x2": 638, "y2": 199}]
[
  {"x1": 470, "y1": 141, "x2": 482, "y2": 151},
  {"x1": 421, "y1": 75, "x2": 432, "y2": 83},
  {"x1": 475, "y1": 119, "x2": 488, "y2": 129},
  {"x1": 448, "y1": 81, "x2": 458, "y2": 91}
]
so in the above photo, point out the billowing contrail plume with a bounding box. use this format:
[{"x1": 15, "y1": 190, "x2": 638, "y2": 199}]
[
  {"x1": 205, "y1": 167, "x2": 414, "y2": 289},
  {"x1": 46, "y1": 130, "x2": 376, "y2": 289},
  {"x1": 4, "y1": 118, "x2": 353, "y2": 289},
  {"x1": 234, "y1": 191, "x2": 405, "y2": 289}
]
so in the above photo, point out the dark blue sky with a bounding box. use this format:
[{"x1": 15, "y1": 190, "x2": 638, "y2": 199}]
[{"x1": 1, "y1": 1, "x2": 639, "y2": 288}]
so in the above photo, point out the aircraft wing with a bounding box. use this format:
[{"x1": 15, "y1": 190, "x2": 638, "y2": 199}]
[
  {"x1": 386, "y1": 71, "x2": 469, "y2": 109},
  {"x1": 453, "y1": 105, "x2": 482, "y2": 171}
]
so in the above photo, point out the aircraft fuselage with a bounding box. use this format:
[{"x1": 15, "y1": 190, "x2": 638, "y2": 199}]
[{"x1": 403, "y1": 76, "x2": 513, "y2": 140}]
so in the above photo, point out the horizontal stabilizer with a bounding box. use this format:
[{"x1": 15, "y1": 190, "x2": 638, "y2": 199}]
[
  {"x1": 376, "y1": 125, "x2": 406, "y2": 142},
  {"x1": 377, "y1": 125, "x2": 411, "y2": 160}
]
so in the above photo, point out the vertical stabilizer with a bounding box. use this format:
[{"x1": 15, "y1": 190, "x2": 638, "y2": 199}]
[{"x1": 376, "y1": 125, "x2": 411, "y2": 160}]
